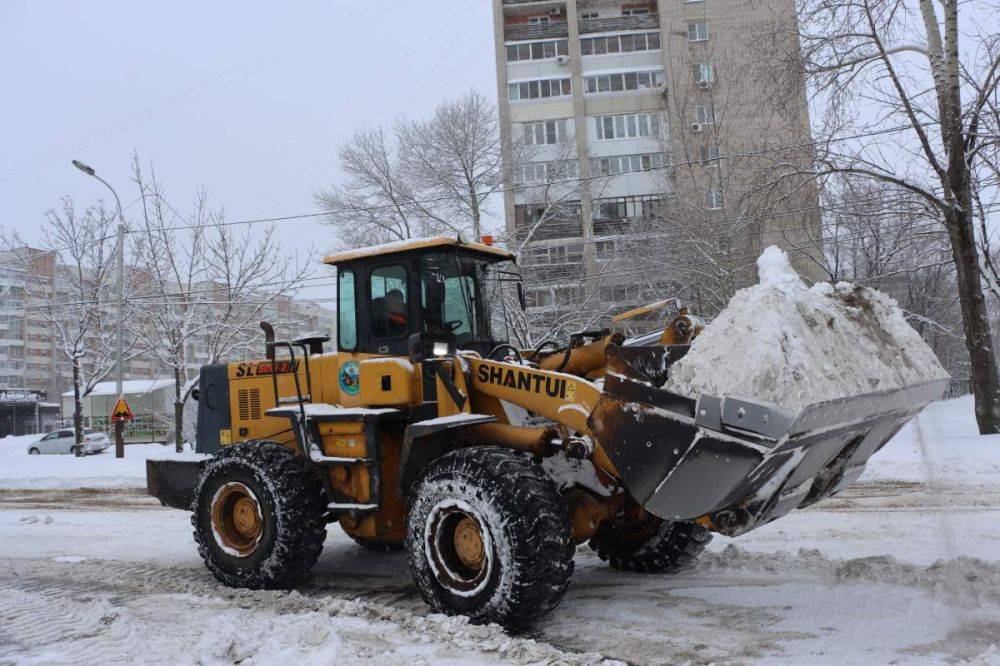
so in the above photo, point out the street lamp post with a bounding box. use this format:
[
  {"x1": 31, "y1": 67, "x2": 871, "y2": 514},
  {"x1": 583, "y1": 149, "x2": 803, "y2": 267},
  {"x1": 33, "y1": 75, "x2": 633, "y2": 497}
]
[{"x1": 72, "y1": 160, "x2": 127, "y2": 459}]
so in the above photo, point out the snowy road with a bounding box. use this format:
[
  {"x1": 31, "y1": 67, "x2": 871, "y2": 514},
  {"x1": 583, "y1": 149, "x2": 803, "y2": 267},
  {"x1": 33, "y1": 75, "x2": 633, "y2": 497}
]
[{"x1": 2, "y1": 480, "x2": 998, "y2": 665}]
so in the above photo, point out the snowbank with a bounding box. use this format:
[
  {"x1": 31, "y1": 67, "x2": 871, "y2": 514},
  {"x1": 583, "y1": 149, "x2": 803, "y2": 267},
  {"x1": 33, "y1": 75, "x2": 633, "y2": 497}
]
[
  {"x1": 864, "y1": 394, "x2": 1000, "y2": 484},
  {"x1": 0, "y1": 442, "x2": 192, "y2": 490},
  {"x1": 664, "y1": 246, "x2": 948, "y2": 408}
]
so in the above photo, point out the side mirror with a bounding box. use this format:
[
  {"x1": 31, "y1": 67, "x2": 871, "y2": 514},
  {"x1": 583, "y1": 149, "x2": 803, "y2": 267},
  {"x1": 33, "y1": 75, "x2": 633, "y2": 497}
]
[{"x1": 516, "y1": 282, "x2": 527, "y2": 310}]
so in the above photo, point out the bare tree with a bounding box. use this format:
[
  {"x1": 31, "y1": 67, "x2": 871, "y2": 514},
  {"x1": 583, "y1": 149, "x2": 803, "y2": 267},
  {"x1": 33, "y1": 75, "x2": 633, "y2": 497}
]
[
  {"x1": 767, "y1": 0, "x2": 1000, "y2": 432},
  {"x1": 397, "y1": 90, "x2": 504, "y2": 240},
  {"x1": 316, "y1": 91, "x2": 506, "y2": 249},
  {"x1": 815, "y1": 175, "x2": 965, "y2": 371},
  {"x1": 130, "y1": 158, "x2": 311, "y2": 451},
  {"x1": 504, "y1": 134, "x2": 622, "y2": 345},
  {"x1": 2, "y1": 199, "x2": 137, "y2": 454}
]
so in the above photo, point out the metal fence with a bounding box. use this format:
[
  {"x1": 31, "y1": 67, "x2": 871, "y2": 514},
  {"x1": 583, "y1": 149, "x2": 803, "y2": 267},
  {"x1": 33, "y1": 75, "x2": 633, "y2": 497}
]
[{"x1": 83, "y1": 413, "x2": 171, "y2": 443}]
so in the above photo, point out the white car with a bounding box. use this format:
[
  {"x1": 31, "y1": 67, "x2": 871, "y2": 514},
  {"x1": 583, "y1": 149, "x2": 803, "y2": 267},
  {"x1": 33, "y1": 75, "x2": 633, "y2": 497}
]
[{"x1": 27, "y1": 428, "x2": 111, "y2": 455}]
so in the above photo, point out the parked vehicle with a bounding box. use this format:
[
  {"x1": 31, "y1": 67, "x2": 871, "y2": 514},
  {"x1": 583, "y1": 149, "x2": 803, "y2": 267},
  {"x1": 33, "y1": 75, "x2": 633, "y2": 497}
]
[{"x1": 27, "y1": 428, "x2": 111, "y2": 455}]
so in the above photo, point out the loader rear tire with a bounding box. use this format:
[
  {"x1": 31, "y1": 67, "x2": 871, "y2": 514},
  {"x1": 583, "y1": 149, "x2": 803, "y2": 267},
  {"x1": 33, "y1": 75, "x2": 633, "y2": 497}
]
[
  {"x1": 590, "y1": 516, "x2": 711, "y2": 574},
  {"x1": 192, "y1": 441, "x2": 327, "y2": 589},
  {"x1": 406, "y1": 447, "x2": 574, "y2": 631}
]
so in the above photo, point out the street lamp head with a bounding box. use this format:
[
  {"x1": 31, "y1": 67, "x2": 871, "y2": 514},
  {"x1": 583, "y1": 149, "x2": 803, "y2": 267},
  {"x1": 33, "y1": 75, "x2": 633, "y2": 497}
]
[{"x1": 71, "y1": 159, "x2": 96, "y2": 176}]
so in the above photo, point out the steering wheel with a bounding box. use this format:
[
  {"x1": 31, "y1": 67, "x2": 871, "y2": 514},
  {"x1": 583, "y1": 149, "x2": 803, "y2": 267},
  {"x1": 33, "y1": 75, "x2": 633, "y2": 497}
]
[{"x1": 440, "y1": 320, "x2": 463, "y2": 332}]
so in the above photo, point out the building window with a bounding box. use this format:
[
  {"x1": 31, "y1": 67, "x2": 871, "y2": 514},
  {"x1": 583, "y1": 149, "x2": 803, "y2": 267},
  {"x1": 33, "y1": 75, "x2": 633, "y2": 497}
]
[
  {"x1": 580, "y1": 31, "x2": 660, "y2": 55},
  {"x1": 508, "y1": 77, "x2": 572, "y2": 101},
  {"x1": 506, "y1": 39, "x2": 569, "y2": 62},
  {"x1": 595, "y1": 113, "x2": 662, "y2": 140},
  {"x1": 706, "y1": 186, "x2": 724, "y2": 210},
  {"x1": 514, "y1": 160, "x2": 579, "y2": 185},
  {"x1": 592, "y1": 152, "x2": 667, "y2": 176},
  {"x1": 526, "y1": 288, "x2": 555, "y2": 308},
  {"x1": 700, "y1": 144, "x2": 721, "y2": 166},
  {"x1": 520, "y1": 119, "x2": 569, "y2": 145},
  {"x1": 515, "y1": 202, "x2": 584, "y2": 240},
  {"x1": 594, "y1": 195, "x2": 661, "y2": 220},
  {"x1": 687, "y1": 21, "x2": 709, "y2": 42},
  {"x1": 600, "y1": 284, "x2": 632, "y2": 302},
  {"x1": 524, "y1": 244, "x2": 583, "y2": 266},
  {"x1": 555, "y1": 286, "x2": 583, "y2": 306},
  {"x1": 580, "y1": 11, "x2": 599, "y2": 19},
  {"x1": 695, "y1": 103, "x2": 716, "y2": 124},
  {"x1": 692, "y1": 63, "x2": 715, "y2": 85},
  {"x1": 622, "y1": 8, "x2": 651, "y2": 15},
  {"x1": 595, "y1": 240, "x2": 617, "y2": 261},
  {"x1": 584, "y1": 70, "x2": 663, "y2": 94},
  {"x1": 528, "y1": 16, "x2": 550, "y2": 26}
]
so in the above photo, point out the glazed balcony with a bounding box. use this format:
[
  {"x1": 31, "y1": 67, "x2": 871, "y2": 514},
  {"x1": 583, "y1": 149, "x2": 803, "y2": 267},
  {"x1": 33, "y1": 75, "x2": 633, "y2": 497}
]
[{"x1": 578, "y1": 14, "x2": 659, "y2": 35}]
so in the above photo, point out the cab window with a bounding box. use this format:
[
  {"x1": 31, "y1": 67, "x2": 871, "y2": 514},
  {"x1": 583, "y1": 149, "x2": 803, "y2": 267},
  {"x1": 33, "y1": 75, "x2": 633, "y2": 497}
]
[
  {"x1": 370, "y1": 265, "x2": 409, "y2": 338},
  {"x1": 420, "y1": 254, "x2": 494, "y2": 347},
  {"x1": 338, "y1": 269, "x2": 357, "y2": 350}
]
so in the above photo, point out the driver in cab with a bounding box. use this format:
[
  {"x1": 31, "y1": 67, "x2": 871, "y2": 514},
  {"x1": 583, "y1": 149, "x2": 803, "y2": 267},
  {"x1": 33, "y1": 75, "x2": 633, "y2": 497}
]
[{"x1": 385, "y1": 289, "x2": 407, "y2": 335}]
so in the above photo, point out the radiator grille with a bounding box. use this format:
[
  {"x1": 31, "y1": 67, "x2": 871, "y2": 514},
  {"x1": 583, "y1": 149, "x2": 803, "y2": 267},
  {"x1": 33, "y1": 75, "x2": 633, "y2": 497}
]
[{"x1": 237, "y1": 388, "x2": 262, "y2": 420}]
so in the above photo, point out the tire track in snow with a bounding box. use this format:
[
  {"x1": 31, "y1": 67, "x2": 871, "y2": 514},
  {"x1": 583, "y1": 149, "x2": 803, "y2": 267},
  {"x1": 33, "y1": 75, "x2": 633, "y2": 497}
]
[{"x1": 0, "y1": 558, "x2": 614, "y2": 665}]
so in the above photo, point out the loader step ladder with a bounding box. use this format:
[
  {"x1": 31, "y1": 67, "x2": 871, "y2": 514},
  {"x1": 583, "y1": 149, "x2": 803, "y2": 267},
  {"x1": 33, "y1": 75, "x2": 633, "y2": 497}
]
[{"x1": 265, "y1": 404, "x2": 401, "y2": 515}]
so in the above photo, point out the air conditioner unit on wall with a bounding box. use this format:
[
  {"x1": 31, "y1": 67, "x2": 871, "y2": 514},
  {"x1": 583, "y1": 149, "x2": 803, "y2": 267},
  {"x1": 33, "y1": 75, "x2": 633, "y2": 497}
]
[
  {"x1": 691, "y1": 123, "x2": 704, "y2": 133},
  {"x1": 549, "y1": 7, "x2": 561, "y2": 16},
  {"x1": 555, "y1": 55, "x2": 570, "y2": 65},
  {"x1": 697, "y1": 80, "x2": 711, "y2": 89},
  {"x1": 657, "y1": 83, "x2": 668, "y2": 96}
]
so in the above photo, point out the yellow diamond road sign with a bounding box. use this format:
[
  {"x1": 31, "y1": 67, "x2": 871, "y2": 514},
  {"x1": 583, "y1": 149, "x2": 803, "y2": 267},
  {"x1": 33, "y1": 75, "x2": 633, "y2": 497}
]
[{"x1": 110, "y1": 394, "x2": 134, "y2": 422}]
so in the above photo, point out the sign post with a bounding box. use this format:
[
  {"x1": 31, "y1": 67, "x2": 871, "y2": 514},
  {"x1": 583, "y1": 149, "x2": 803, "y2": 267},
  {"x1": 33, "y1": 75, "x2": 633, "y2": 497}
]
[{"x1": 110, "y1": 395, "x2": 134, "y2": 457}]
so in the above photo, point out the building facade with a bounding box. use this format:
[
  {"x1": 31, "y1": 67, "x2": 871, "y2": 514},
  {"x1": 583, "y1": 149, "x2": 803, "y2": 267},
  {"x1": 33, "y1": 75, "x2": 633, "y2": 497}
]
[
  {"x1": 493, "y1": 0, "x2": 820, "y2": 325},
  {"x1": 0, "y1": 249, "x2": 336, "y2": 424}
]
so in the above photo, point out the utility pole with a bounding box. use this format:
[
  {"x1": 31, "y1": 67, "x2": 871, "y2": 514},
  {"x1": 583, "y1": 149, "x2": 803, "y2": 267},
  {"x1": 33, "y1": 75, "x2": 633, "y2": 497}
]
[{"x1": 72, "y1": 159, "x2": 127, "y2": 458}]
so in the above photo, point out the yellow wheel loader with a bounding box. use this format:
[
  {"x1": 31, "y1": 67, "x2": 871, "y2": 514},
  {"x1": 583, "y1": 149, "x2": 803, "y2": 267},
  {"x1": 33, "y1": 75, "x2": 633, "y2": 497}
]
[{"x1": 147, "y1": 235, "x2": 947, "y2": 630}]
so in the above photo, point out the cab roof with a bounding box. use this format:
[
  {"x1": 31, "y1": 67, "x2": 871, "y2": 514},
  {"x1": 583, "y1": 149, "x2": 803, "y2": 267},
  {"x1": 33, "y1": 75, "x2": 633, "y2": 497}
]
[{"x1": 323, "y1": 235, "x2": 514, "y2": 266}]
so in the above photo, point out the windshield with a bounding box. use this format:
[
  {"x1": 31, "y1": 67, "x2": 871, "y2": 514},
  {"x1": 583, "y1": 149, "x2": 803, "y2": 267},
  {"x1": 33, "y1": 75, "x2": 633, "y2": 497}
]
[{"x1": 420, "y1": 252, "x2": 510, "y2": 350}]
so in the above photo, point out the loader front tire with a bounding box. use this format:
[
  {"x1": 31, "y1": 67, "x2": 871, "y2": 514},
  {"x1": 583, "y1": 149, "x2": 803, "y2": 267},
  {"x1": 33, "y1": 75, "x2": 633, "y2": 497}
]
[
  {"x1": 406, "y1": 447, "x2": 574, "y2": 630},
  {"x1": 192, "y1": 441, "x2": 327, "y2": 589},
  {"x1": 590, "y1": 514, "x2": 711, "y2": 574}
]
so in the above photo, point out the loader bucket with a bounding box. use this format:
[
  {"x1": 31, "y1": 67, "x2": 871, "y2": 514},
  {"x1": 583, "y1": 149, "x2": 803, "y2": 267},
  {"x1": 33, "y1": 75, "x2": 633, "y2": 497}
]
[{"x1": 589, "y1": 346, "x2": 949, "y2": 536}]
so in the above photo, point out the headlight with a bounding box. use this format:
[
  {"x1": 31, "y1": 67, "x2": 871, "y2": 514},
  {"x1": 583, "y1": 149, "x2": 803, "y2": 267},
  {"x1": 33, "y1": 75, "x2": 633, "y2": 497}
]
[{"x1": 432, "y1": 341, "x2": 450, "y2": 357}]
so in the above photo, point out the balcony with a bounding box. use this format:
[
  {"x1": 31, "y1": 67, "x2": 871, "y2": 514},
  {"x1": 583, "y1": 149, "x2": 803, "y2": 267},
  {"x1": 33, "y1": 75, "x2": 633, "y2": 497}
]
[
  {"x1": 593, "y1": 218, "x2": 642, "y2": 237},
  {"x1": 578, "y1": 15, "x2": 659, "y2": 35},
  {"x1": 521, "y1": 262, "x2": 584, "y2": 282},
  {"x1": 514, "y1": 220, "x2": 584, "y2": 242},
  {"x1": 504, "y1": 20, "x2": 569, "y2": 41}
]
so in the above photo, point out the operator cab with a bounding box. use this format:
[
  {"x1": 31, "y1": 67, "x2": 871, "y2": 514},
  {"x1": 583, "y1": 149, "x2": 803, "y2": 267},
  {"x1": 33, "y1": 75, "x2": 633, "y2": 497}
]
[{"x1": 325, "y1": 236, "x2": 517, "y2": 358}]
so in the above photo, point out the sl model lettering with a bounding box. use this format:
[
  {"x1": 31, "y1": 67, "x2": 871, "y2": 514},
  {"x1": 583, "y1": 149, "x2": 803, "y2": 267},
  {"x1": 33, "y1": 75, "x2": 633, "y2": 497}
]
[
  {"x1": 234, "y1": 360, "x2": 299, "y2": 378},
  {"x1": 476, "y1": 363, "x2": 568, "y2": 399}
]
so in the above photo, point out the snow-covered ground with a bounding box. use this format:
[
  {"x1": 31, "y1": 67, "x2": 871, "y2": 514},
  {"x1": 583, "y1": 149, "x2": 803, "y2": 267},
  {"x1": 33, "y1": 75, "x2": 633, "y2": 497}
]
[
  {"x1": 1, "y1": 396, "x2": 998, "y2": 664},
  {"x1": 0, "y1": 436, "x2": 190, "y2": 489}
]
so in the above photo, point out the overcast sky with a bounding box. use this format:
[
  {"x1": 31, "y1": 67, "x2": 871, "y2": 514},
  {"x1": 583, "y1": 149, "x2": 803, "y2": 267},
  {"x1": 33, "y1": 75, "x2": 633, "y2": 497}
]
[{"x1": 0, "y1": 0, "x2": 497, "y2": 267}]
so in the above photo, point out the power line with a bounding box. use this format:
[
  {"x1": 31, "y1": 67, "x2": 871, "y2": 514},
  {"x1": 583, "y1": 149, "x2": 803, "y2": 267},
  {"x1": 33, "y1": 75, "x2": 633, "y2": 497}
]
[
  {"x1": 14, "y1": 117, "x2": 997, "y2": 269},
  {"x1": 12, "y1": 197, "x2": 996, "y2": 314},
  {"x1": 0, "y1": 2, "x2": 411, "y2": 184}
]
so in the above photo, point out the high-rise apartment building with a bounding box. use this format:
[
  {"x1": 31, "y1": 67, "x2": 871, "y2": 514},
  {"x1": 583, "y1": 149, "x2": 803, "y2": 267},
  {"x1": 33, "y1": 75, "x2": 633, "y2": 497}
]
[{"x1": 492, "y1": 0, "x2": 820, "y2": 323}]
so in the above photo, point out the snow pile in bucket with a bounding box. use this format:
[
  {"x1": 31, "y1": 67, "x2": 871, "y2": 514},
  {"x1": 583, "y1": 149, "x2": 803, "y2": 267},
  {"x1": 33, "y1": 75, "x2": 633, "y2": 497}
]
[{"x1": 663, "y1": 246, "x2": 948, "y2": 409}]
